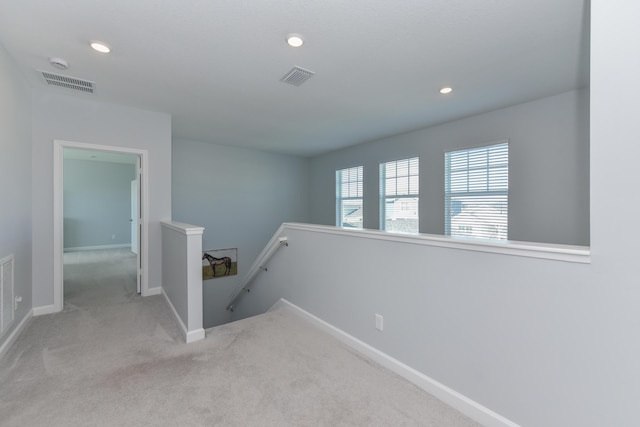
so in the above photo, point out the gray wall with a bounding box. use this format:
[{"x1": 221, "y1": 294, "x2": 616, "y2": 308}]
[
  {"x1": 0, "y1": 42, "x2": 32, "y2": 344},
  {"x1": 32, "y1": 91, "x2": 172, "y2": 306},
  {"x1": 63, "y1": 159, "x2": 135, "y2": 249},
  {"x1": 230, "y1": 225, "x2": 592, "y2": 427},
  {"x1": 172, "y1": 139, "x2": 310, "y2": 327},
  {"x1": 310, "y1": 89, "x2": 590, "y2": 246},
  {"x1": 228, "y1": 3, "x2": 640, "y2": 424}
]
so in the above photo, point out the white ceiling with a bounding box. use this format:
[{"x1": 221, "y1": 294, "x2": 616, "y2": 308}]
[{"x1": 0, "y1": 0, "x2": 589, "y2": 157}]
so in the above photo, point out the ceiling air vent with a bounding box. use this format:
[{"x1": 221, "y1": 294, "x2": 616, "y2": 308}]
[
  {"x1": 280, "y1": 66, "x2": 315, "y2": 87},
  {"x1": 39, "y1": 70, "x2": 95, "y2": 93}
]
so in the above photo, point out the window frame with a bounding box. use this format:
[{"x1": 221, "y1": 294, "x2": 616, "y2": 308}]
[
  {"x1": 379, "y1": 157, "x2": 420, "y2": 234},
  {"x1": 444, "y1": 140, "x2": 509, "y2": 240},
  {"x1": 336, "y1": 165, "x2": 364, "y2": 229}
]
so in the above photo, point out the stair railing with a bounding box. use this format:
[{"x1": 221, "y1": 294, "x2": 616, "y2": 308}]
[{"x1": 225, "y1": 235, "x2": 288, "y2": 311}]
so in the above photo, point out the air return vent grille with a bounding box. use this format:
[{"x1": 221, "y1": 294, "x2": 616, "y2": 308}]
[
  {"x1": 39, "y1": 70, "x2": 95, "y2": 93},
  {"x1": 280, "y1": 66, "x2": 315, "y2": 86}
]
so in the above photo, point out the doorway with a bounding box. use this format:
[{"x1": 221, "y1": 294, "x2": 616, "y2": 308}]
[{"x1": 53, "y1": 140, "x2": 149, "y2": 313}]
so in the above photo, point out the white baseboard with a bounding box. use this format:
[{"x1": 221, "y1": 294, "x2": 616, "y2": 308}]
[
  {"x1": 186, "y1": 328, "x2": 206, "y2": 343},
  {"x1": 143, "y1": 286, "x2": 161, "y2": 297},
  {"x1": 0, "y1": 309, "x2": 33, "y2": 360},
  {"x1": 271, "y1": 299, "x2": 520, "y2": 427},
  {"x1": 64, "y1": 244, "x2": 131, "y2": 252},
  {"x1": 33, "y1": 304, "x2": 58, "y2": 316},
  {"x1": 161, "y1": 289, "x2": 205, "y2": 344}
]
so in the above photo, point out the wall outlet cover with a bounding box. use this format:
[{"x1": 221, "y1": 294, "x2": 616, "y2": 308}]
[{"x1": 375, "y1": 314, "x2": 383, "y2": 331}]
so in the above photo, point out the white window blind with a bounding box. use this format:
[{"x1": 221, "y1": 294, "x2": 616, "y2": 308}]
[
  {"x1": 336, "y1": 166, "x2": 363, "y2": 229},
  {"x1": 380, "y1": 157, "x2": 419, "y2": 234},
  {"x1": 445, "y1": 142, "x2": 508, "y2": 240}
]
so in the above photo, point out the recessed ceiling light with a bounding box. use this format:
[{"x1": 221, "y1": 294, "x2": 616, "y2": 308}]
[
  {"x1": 440, "y1": 87, "x2": 453, "y2": 94},
  {"x1": 286, "y1": 34, "x2": 304, "y2": 48},
  {"x1": 90, "y1": 41, "x2": 111, "y2": 54}
]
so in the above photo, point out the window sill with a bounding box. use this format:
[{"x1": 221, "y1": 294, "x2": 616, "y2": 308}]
[{"x1": 283, "y1": 223, "x2": 590, "y2": 264}]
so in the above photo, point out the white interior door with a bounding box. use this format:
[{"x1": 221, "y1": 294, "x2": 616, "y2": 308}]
[
  {"x1": 131, "y1": 179, "x2": 138, "y2": 255},
  {"x1": 134, "y1": 156, "x2": 142, "y2": 295}
]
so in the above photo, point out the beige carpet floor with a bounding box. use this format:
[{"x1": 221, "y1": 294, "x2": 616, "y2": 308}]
[{"x1": 0, "y1": 249, "x2": 482, "y2": 426}]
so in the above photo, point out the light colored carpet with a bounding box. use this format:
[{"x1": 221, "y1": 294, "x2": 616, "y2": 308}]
[{"x1": 0, "y1": 249, "x2": 481, "y2": 426}]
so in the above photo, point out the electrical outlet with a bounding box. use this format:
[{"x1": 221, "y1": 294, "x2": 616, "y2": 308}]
[
  {"x1": 111, "y1": 234, "x2": 116, "y2": 240},
  {"x1": 375, "y1": 314, "x2": 383, "y2": 331},
  {"x1": 15, "y1": 296, "x2": 22, "y2": 310}
]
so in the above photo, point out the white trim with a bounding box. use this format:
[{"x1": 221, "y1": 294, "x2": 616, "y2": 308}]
[
  {"x1": 162, "y1": 289, "x2": 187, "y2": 338},
  {"x1": 54, "y1": 140, "x2": 151, "y2": 312},
  {"x1": 138, "y1": 149, "x2": 150, "y2": 297},
  {"x1": 161, "y1": 289, "x2": 205, "y2": 343},
  {"x1": 0, "y1": 254, "x2": 15, "y2": 337},
  {"x1": 33, "y1": 304, "x2": 57, "y2": 316},
  {"x1": 53, "y1": 142, "x2": 63, "y2": 312},
  {"x1": 271, "y1": 299, "x2": 520, "y2": 427},
  {"x1": 0, "y1": 309, "x2": 33, "y2": 360},
  {"x1": 64, "y1": 244, "x2": 131, "y2": 252},
  {"x1": 186, "y1": 328, "x2": 206, "y2": 343},
  {"x1": 442, "y1": 138, "x2": 511, "y2": 154},
  {"x1": 160, "y1": 221, "x2": 205, "y2": 236},
  {"x1": 145, "y1": 287, "x2": 161, "y2": 296},
  {"x1": 282, "y1": 222, "x2": 590, "y2": 264}
]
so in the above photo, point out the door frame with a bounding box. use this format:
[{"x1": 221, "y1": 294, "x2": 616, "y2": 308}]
[{"x1": 53, "y1": 140, "x2": 150, "y2": 312}]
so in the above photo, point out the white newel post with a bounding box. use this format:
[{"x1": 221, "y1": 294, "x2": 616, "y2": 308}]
[{"x1": 161, "y1": 221, "x2": 205, "y2": 343}]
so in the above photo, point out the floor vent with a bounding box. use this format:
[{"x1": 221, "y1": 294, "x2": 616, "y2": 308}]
[
  {"x1": 280, "y1": 66, "x2": 315, "y2": 87},
  {"x1": 39, "y1": 70, "x2": 95, "y2": 93},
  {"x1": 0, "y1": 255, "x2": 14, "y2": 336}
]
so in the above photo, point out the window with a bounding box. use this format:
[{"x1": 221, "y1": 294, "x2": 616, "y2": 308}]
[
  {"x1": 445, "y1": 142, "x2": 508, "y2": 240},
  {"x1": 336, "y1": 166, "x2": 363, "y2": 228},
  {"x1": 380, "y1": 157, "x2": 419, "y2": 234}
]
